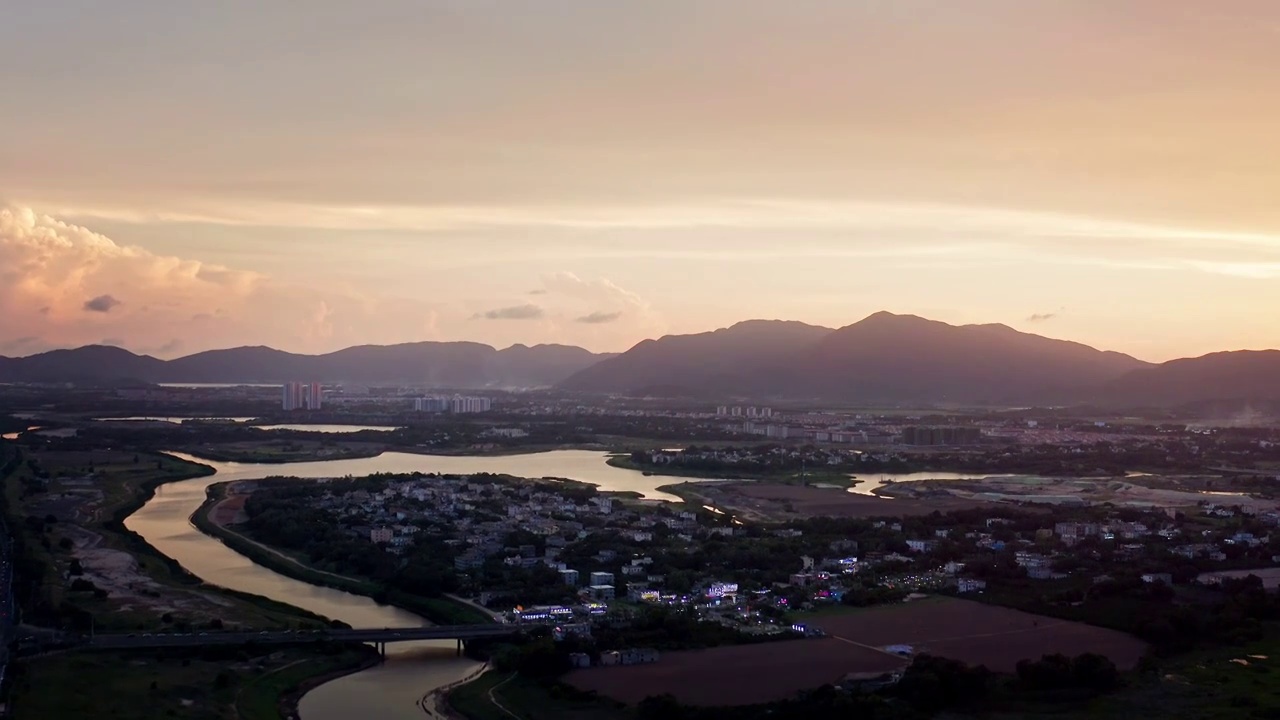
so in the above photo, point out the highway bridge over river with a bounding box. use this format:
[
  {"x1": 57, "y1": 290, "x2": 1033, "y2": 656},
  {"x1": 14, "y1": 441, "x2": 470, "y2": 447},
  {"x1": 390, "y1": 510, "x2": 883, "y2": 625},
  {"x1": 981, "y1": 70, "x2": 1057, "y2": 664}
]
[{"x1": 83, "y1": 624, "x2": 519, "y2": 657}]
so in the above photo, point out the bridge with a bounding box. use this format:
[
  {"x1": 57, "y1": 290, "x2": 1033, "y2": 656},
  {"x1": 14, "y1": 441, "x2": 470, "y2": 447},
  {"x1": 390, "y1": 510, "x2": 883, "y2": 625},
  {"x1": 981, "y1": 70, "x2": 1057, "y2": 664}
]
[{"x1": 83, "y1": 624, "x2": 519, "y2": 657}]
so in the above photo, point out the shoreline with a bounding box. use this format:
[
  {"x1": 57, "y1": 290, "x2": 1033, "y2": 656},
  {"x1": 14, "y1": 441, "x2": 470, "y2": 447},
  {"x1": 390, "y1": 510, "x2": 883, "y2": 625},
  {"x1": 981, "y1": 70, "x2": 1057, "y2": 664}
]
[
  {"x1": 193, "y1": 480, "x2": 494, "y2": 626},
  {"x1": 418, "y1": 662, "x2": 491, "y2": 719},
  {"x1": 278, "y1": 652, "x2": 384, "y2": 720}
]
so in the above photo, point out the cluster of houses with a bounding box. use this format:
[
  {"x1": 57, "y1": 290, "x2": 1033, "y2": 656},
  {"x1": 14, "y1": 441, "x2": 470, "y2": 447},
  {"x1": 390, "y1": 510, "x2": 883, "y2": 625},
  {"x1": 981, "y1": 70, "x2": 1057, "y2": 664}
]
[{"x1": 568, "y1": 648, "x2": 660, "y2": 669}]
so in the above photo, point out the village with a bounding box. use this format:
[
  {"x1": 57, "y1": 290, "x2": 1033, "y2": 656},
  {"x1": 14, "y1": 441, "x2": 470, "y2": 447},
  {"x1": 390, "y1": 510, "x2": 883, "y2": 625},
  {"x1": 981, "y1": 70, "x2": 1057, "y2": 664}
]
[{"x1": 237, "y1": 466, "x2": 1280, "y2": 668}]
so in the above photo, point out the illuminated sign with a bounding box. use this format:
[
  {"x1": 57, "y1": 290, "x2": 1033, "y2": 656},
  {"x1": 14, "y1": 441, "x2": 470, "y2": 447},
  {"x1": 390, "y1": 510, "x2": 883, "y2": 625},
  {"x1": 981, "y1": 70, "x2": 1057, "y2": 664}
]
[{"x1": 707, "y1": 583, "x2": 739, "y2": 598}]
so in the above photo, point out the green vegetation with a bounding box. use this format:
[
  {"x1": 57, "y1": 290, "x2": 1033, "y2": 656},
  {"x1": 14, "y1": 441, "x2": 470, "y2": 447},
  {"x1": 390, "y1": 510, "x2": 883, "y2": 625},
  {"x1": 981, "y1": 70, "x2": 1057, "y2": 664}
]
[
  {"x1": 606, "y1": 454, "x2": 854, "y2": 485},
  {"x1": 235, "y1": 648, "x2": 376, "y2": 720},
  {"x1": 0, "y1": 445, "x2": 326, "y2": 631},
  {"x1": 194, "y1": 483, "x2": 491, "y2": 625},
  {"x1": 8, "y1": 647, "x2": 373, "y2": 720},
  {"x1": 449, "y1": 671, "x2": 631, "y2": 720},
  {"x1": 0, "y1": 443, "x2": 374, "y2": 718}
]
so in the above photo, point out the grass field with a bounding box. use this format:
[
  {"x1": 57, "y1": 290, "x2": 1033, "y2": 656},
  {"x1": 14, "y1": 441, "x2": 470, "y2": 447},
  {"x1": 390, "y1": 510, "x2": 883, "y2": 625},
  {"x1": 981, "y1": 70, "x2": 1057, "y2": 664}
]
[
  {"x1": 451, "y1": 671, "x2": 631, "y2": 720},
  {"x1": 566, "y1": 638, "x2": 905, "y2": 706},
  {"x1": 1078, "y1": 630, "x2": 1280, "y2": 720},
  {"x1": 8, "y1": 647, "x2": 371, "y2": 720},
  {"x1": 0, "y1": 444, "x2": 365, "y2": 719}
]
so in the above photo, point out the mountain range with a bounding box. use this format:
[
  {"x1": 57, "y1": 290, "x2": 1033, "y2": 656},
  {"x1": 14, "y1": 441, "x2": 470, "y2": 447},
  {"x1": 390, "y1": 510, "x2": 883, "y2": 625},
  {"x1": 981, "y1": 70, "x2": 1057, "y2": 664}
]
[
  {"x1": 556, "y1": 312, "x2": 1280, "y2": 407},
  {"x1": 3, "y1": 312, "x2": 1278, "y2": 406},
  {"x1": 0, "y1": 342, "x2": 608, "y2": 389}
]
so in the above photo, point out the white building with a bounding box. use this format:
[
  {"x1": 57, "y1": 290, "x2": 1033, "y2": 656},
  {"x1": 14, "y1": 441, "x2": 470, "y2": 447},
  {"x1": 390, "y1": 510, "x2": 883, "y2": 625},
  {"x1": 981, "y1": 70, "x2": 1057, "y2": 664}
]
[
  {"x1": 283, "y1": 382, "x2": 322, "y2": 411},
  {"x1": 450, "y1": 395, "x2": 491, "y2": 413},
  {"x1": 413, "y1": 395, "x2": 492, "y2": 413}
]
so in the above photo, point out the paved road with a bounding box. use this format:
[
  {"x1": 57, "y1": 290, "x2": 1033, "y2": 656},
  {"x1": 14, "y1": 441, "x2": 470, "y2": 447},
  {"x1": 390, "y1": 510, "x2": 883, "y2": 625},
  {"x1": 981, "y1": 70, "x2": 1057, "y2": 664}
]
[{"x1": 87, "y1": 624, "x2": 517, "y2": 649}]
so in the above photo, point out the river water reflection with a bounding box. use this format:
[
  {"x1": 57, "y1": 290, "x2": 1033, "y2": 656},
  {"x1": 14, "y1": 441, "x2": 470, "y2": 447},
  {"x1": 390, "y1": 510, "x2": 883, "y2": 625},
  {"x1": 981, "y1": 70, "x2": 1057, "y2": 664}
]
[
  {"x1": 126, "y1": 450, "x2": 1017, "y2": 718},
  {"x1": 124, "y1": 454, "x2": 525, "y2": 719},
  {"x1": 124, "y1": 449, "x2": 689, "y2": 719},
  {"x1": 847, "y1": 472, "x2": 1016, "y2": 496},
  {"x1": 166, "y1": 449, "x2": 686, "y2": 501}
]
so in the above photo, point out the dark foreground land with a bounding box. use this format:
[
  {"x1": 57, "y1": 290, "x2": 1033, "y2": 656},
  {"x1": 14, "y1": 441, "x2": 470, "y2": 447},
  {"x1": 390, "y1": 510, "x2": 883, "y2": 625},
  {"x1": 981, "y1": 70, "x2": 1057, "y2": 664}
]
[{"x1": 566, "y1": 598, "x2": 1147, "y2": 707}]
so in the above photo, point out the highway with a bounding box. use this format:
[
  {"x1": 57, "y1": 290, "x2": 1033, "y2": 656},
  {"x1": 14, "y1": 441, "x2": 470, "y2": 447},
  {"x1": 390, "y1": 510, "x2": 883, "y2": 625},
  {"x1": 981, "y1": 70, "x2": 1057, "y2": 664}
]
[{"x1": 86, "y1": 624, "x2": 518, "y2": 650}]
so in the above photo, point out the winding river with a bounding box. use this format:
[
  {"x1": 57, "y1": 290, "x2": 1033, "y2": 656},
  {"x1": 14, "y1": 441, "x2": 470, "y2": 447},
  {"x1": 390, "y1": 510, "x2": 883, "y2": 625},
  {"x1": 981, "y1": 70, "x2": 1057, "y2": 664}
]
[
  {"x1": 124, "y1": 450, "x2": 1022, "y2": 717},
  {"x1": 123, "y1": 450, "x2": 688, "y2": 719}
]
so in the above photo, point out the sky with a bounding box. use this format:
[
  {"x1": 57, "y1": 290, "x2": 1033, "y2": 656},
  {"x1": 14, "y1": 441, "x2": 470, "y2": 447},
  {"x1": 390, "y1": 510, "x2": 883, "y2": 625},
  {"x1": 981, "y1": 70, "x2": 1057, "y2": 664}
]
[{"x1": 3, "y1": 0, "x2": 1280, "y2": 362}]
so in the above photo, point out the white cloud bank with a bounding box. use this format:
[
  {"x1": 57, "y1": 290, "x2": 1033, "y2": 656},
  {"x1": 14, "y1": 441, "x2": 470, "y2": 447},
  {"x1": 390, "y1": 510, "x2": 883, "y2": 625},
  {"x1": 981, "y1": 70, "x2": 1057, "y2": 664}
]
[{"x1": 0, "y1": 205, "x2": 447, "y2": 357}]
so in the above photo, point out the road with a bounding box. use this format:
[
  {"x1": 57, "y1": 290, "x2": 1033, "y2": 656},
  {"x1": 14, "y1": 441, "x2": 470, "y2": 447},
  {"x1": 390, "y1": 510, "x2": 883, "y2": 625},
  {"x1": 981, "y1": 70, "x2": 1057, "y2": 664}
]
[{"x1": 87, "y1": 624, "x2": 517, "y2": 650}]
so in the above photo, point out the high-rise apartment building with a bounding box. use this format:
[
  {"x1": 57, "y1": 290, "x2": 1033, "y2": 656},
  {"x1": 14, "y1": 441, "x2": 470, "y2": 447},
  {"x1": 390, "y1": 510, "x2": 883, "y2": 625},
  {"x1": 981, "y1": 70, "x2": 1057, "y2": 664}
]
[
  {"x1": 282, "y1": 382, "x2": 322, "y2": 411},
  {"x1": 413, "y1": 395, "x2": 492, "y2": 413}
]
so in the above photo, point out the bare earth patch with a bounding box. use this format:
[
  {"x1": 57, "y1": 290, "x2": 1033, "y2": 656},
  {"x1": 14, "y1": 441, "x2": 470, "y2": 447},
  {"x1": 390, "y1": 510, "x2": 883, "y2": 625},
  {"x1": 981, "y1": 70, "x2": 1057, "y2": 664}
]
[
  {"x1": 568, "y1": 598, "x2": 1146, "y2": 707},
  {"x1": 813, "y1": 598, "x2": 1148, "y2": 673},
  {"x1": 566, "y1": 638, "x2": 905, "y2": 706}
]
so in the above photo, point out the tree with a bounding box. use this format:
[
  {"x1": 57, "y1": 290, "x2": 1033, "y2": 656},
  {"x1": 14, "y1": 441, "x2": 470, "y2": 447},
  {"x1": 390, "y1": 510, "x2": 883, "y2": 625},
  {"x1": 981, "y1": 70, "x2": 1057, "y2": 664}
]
[
  {"x1": 637, "y1": 694, "x2": 686, "y2": 720},
  {"x1": 1071, "y1": 653, "x2": 1119, "y2": 692}
]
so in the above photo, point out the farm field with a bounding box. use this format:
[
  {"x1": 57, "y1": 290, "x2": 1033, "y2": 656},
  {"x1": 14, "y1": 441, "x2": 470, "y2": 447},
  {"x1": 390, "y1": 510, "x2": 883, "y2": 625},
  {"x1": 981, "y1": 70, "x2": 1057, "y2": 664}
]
[
  {"x1": 812, "y1": 597, "x2": 1149, "y2": 672},
  {"x1": 567, "y1": 598, "x2": 1147, "y2": 707},
  {"x1": 565, "y1": 638, "x2": 905, "y2": 706}
]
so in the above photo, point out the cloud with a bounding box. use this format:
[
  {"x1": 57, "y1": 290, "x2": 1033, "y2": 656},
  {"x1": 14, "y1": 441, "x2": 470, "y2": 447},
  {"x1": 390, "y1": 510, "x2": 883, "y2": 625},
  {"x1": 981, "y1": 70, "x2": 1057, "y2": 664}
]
[
  {"x1": 476, "y1": 303, "x2": 544, "y2": 321},
  {"x1": 0, "y1": 204, "x2": 450, "y2": 355},
  {"x1": 0, "y1": 336, "x2": 42, "y2": 354},
  {"x1": 1026, "y1": 312, "x2": 1057, "y2": 323},
  {"x1": 150, "y1": 338, "x2": 185, "y2": 355},
  {"x1": 83, "y1": 294, "x2": 122, "y2": 313},
  {"x1": 576, "y1": 310, "x2": 623, "y2": 324},
  {"x1": 527, "y1": 289, "x2": 548, "y2": 295}
]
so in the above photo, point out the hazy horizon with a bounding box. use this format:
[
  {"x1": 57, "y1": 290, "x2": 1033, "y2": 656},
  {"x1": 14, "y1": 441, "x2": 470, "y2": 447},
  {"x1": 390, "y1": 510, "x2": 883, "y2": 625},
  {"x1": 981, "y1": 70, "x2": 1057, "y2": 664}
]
[{"x1": 5, "y1": 2, "x2": 1280, "y2": 361}]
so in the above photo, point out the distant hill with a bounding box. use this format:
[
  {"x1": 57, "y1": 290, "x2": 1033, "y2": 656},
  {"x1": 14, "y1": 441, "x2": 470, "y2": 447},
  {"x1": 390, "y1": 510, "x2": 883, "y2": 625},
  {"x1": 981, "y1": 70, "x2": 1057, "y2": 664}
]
[
  {"x1": 559, "y1": 312, "x2": 1154, "y2": 404},
  {"x1": 0, "y1": 346, "x2": 168, "y2": 384},
  {"x1": 7, "y1": 315, "x2": 1278, "y2": 405},
  {"x1": 557, "y1": 320, "x2": 835, "y2": 396},
  {"x1": 1103, "y1": 350, "x2": 1280, "y2": 407},
  {"x1": 0, "y1": 342, "x2": 611, "y2": 388},
  {"x1": 791, "y1": 312, "x2": 1151, "y2": 404}
]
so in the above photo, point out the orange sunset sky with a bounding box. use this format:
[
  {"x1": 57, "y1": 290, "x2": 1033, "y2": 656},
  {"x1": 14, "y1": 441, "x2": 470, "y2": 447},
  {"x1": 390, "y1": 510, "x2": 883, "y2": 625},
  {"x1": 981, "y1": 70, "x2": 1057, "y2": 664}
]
[{"x1": 3, "y1": 1, "x2": 1279, "y2": 361}]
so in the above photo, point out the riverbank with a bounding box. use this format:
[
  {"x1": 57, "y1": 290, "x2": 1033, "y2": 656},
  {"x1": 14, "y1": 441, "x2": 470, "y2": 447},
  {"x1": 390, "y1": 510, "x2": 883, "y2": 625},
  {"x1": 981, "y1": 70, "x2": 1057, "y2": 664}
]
[
  {"x1": 421, "y1": 662, "x2": 490, "y2": 719},
  {"x1": 194, "y1": 481, "x2": 493, "y2": 626},
  {"x1": 273, "y1": 649, "x2": 383, "y2": 720},
  {"x1": 605, "y1": 454, "x2": 854, "y2": 486}
]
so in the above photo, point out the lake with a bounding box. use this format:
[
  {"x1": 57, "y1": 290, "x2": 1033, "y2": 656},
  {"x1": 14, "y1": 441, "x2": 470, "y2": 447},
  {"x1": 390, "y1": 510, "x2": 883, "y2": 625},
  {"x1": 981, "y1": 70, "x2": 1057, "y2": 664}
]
[
  {"x1": 847, "y1": 472, "x2": 1018, "y2": 497},
  {"x1": 165, "y1": 449, "x2": 685, "y2": 501},
  {"x1": 255, "y1": 424, "x2": 402, "y2": 434}
]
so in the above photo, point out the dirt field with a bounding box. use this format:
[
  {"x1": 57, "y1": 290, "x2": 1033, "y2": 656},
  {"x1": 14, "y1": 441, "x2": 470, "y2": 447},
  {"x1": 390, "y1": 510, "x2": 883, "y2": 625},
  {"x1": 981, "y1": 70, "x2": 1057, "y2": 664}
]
[
  {"x1": 565, "y1": 638, "x2": 905, "y2": 706},
  {"x1": 812, "y1": 598, "x2": 1148, "y2": 672},
  {"x1": 567, "y1": 598, "x2": 1148, "y2": 707},
  {"x1": 678, "y1": 481, "x2": 995, "y2": 521},
  {"x1": 209, "y1": 489, "x2": 249, "y2": 526}
]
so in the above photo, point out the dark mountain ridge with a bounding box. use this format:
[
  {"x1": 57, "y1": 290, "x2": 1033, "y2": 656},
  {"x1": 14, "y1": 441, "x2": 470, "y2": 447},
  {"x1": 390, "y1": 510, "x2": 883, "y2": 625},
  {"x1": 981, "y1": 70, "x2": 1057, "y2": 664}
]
[
  {"x1": 558, "y1": 312, "x2": 1280, "y2": 407},
  {"x1": 5, "y1": 313, "x2": 1278, "y2": 405},
  {"x1": 0, "y1": 342, "x2": 609, "y2": 388}
]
